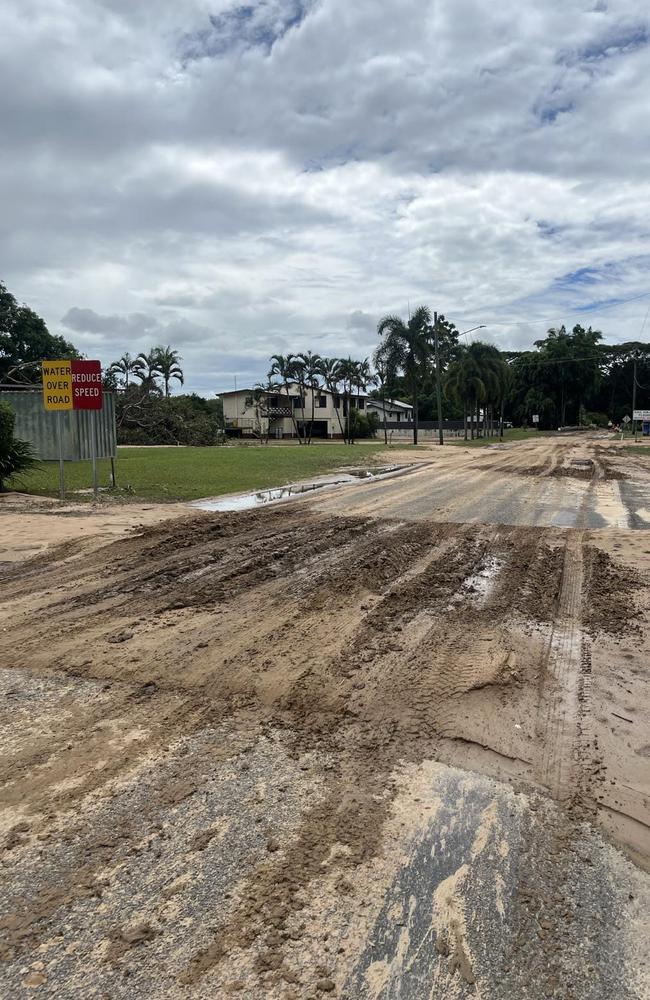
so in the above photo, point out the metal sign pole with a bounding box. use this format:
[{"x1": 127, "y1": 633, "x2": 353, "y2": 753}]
[
  {"x1": 91, "y1": 410, "x2": 98, "y2": 499},
  {"x1": 57, "y1": 410, "x2": 65, "y2": 501}
]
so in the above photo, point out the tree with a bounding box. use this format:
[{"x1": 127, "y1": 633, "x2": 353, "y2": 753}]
[
  {"x1": 252, "y1": 376, "x2": 282, "y2": 444},
  {"x1": 466, "y1": 342, "x2": 506, "y2": 437},
  {"x1": 444, "y1": 349, "x2": 486, "y2": 440},
  {"x1": 0, "y1": 400, "x2": 38, "y2": 490},
  {"x1": 115, "y1": 388, "x2": 222, "y2": 445},
  {"x1": 152, "y1": 345, "x2": 184, "y2": 398},
  {"x1": 0, "y1": 280, "x2": 80, "y2": 384},
  {"x1": 337, "y1": 356, "x2": 361, "y2": 444},
  {"x1": 372, "y1": 341, "x2": 396, "y2": 445},
  {"x1": 269, "y1": 353, "x2": 303, "y2": 441},
  {"x1": 354, "y1": 358, "x2": 374, "y2": 445},
  {"x1": 317, "y1": 357, "x2": 346, "y2": 440},
  {"x1": 377, "y1": 305, "x2": 433, "y2": 444},
  {"x1": 108, "y1": 352, "x2": 139, "y2": 388},
  {"x1": 297, "y1": 351, "x2": 322, "y2": 445},
  {"x1": 133, "y1": 350, "x2": 163, "y2": 392}
]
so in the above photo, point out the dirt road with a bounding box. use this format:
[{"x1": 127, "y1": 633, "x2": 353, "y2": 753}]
[{"x1": 1, "y1": 436, "x2": 649, "y2": 998}]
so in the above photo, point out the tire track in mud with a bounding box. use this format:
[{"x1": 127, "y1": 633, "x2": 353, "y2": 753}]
[
  {"x1": 177, "y1": 527, "x2": 570, "y2": 987},
  {"x1": 536, "y1": 532, "x2": 587, "y2": 801},
  {"x1": 1, "y1": 486, "x2": 646, "y2": 994}
]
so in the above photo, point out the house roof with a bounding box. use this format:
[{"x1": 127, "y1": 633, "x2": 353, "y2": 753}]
[
  {"x1": 366, "y1": 397, "x2": 413, "y2": 411},
  {"x1": 218, "y1": 383, "x2": 389, "y2": 401}
]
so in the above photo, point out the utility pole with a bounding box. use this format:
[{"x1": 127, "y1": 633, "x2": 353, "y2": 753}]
[
  {"x1": 434, "y1": 311, "x2": 444, "y2": 446},
  {"x1": 632, "y1": 354, "x2": 638, "y2": 442}
]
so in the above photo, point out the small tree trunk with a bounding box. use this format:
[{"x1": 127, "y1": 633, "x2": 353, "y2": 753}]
[
  {"x1": 285, "y1": 381, "x2": 301, "y2": 442},
  {"x1": 309, "y1": 384, "x2": 315, "y2": 445},
  {"x1": 331, "y1": 387, "x2": 345, "y2": 440},
  {"x1": 381, "y1": 384, "x2": 388, "y2": 445},
  {"x1": 412, "y1": 377, "x2": 418, "y2": 445}
]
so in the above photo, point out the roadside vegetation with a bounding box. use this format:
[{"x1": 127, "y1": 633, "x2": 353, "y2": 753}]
[
  {"x1": 0, "y1": 399, "x2": 37, "y2": 491},
  {"x1": 11, "y1": 443, "x2": 400, "y2": 503},
  {"x1": 2, "y1": 276, "x2": 649, "y2": 471}
]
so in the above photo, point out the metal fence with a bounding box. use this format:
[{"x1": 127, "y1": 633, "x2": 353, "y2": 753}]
[{"x1": 0, "y1": 389, "x2": 117, "y2": 460}]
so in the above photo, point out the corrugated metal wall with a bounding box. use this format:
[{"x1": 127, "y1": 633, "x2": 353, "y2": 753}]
[{"x1": 0, "y1": 390, "x2": 117, "y2": 460}]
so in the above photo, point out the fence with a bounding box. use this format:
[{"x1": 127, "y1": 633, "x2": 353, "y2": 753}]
[{"x1": 0, "y1": 388, "x2": 117, "y2": 460}]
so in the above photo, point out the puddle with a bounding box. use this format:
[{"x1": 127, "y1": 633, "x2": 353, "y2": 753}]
[
  {"x1": 193, "y1": 464, "x2": 415, "y2": 512},
  {"x1": 448, "y1": 556, "x2": 504, "y2": 608}
]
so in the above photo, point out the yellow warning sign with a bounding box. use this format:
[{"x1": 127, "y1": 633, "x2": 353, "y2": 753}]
[{"x1": 42, "y1": 360, "x2": 73, "y2": 411}]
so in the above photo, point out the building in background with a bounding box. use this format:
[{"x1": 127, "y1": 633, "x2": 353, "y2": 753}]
[{"x1": 219, "y1": 385, "x2": 413, "y2": 439}]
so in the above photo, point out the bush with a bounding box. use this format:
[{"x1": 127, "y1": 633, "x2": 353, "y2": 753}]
[
  {"x1": 585, "y1": 411, "x2": 610, "y2": 428},
  {"x1": 0, "y1": 401, "x2": 38, "y2": 490},
  {"x1": 351, "y1": 410, "x2": 380, "y2": 439},
  {"x1": 116, "y1": 389, "x2": 224, "y2": 446}
]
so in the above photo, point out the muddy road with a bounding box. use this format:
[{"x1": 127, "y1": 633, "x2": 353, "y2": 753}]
[{"x1": 1, "y1": 437, "x2": 649, "y2": 998}]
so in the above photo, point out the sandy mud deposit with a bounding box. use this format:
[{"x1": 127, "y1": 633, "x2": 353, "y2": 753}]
[{"x1": 1, "y1": 438, "x2": 649, "y2": 998}]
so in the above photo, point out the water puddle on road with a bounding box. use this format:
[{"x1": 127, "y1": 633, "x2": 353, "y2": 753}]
[
  {"x1": 193, "y1": 464, "x2": 415, "y2": 512},
  {"x1": 447, "y1": 556, "x2": 505, "y2": 608}
]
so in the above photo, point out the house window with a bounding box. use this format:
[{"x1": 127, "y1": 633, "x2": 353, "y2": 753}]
[
  {"x1": 317, "y1": 395, "x2": 327, "y2": 408},
  {"x1": 333, "y1": 395, "x2": 341, "y2": 409},
  {"x1": 357, "y1": 397, "x2": 365, "y2": 410},
  {"x1": 292, "y1": 396, "x2": 305, "y2": 408},
  {"x1": 245, "y1": 394, "x2": 253, "y2": 407},
  {"x1": 396, "y1": 413, "x2": 400, "y2": 422}
]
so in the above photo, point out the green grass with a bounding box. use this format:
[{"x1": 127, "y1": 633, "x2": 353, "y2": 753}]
[
  {"x1": 447, "y1": 428, "x2": 551, "y2": 447},
  {"x1": 10, "y1": 443, "x2": 413, "y2": 503}
]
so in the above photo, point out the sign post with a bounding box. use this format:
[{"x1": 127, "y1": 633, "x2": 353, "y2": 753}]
[
  {"x1": 42, "y1": 359, "x2": 104, "y2": 500},
  {"x1": 71, "y1": 360, "x2": 103, "y2": 499},
  {"x1": 42, "y1": 360, "x2": 73, "y2": 500}
]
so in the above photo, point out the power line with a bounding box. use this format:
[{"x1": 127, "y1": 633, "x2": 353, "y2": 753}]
[
  {"x1": 508, "y1": 347, "x2": 648, "y2": 367},
  {"x1": 458, "y1": 288, "x2": 650, "y2": 340}
]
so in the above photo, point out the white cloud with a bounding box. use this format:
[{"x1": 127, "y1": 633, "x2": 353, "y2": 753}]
[{"x1": 1, "y1": 0, "x2": 650, "y2": 394}]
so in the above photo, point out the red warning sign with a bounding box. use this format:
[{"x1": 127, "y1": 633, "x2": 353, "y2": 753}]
[{"x1": 71, "y1": 360, "x2": 103, "y2": 410}]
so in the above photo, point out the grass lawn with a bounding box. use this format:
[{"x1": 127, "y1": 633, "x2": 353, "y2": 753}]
[
  {"x1": 9, "y1": 443, "x2": 412, "y2": 503},
  {"x1": 447, "y1": 428, "x2": 551, "y2": 447}
]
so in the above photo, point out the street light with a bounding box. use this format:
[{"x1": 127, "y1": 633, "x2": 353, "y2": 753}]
[{"x1": 459, "y1": 324, "x2": 486, "y2": 337}]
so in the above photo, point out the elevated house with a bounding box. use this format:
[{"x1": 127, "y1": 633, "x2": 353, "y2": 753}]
[{"x1": 219, "y1": 384, "x2": 413, "y2": 439}]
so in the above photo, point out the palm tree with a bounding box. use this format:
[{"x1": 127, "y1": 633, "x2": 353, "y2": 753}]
[
  {"x1": 467, "y1": 342, "x2": 504, "y2": 437},
  {"x1": 318, "y1": 357, "x2": 346, "y2": 440},
  {"x1": 269, "y1": 353, "x2": 302, "y2": 442},
  {"x1": 252, "y1": 376, "x2": 281, "y2": 444},
  {"x1": 354, "y1": 358, "x2": 374, "y2": 444},
  {"x1": 132, "y1": 350, "x2": 162, "y2": 393},
  {"x1": 297, "y1": 351, "x2": 322, "y2": 445},
  {"x1": 108, "y1": 352, "x2": 139, "y2": 388},
  {"x1": 377, "y1": 305, "x2": 433, "y2": 444},
  {"x1": 337, "y1": 356, "x2": 359, "y2": 444},
  {"x1": 152, "y1": 345, "x2": 184, "y2": 398},
  {"x1": 445, "y1": 354, "x2": 479, "y2": 440},
  {"x1": 372, "y1": 342, "x2": 394, "y2": 445}
]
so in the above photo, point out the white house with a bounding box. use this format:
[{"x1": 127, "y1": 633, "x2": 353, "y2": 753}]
[
  {"x1": 366, "y1": 398, "x2": 414, "y2": 424},
  {"x1": 219, "y1": 384, "x2": 413, "y2": 439}
]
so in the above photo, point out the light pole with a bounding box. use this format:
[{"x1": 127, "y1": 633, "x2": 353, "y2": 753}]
[{"x1": 434, "y1": 321, "x2": 486, "y2": 445}]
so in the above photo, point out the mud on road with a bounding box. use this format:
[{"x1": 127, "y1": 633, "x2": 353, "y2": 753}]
[{"x1": 1, "y1": 437, "x2": 650, "y2": 999}]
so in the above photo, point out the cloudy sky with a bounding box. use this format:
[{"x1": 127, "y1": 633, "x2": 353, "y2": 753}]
[{"x1": 2, "y1": 0, "x2": 650, "y2": 395}]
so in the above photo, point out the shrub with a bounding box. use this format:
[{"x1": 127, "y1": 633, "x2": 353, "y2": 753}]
[{"x1": 0, "y1": 401, "x2": 38, "y2": 490}]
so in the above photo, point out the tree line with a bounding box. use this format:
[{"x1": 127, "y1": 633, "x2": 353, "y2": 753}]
[
  {"x1": 2, "y1": 277, "x2": 649, "y2": 450},
  {"x1": 372, "y1": 305, "x2": 650, "y2": 442}
]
